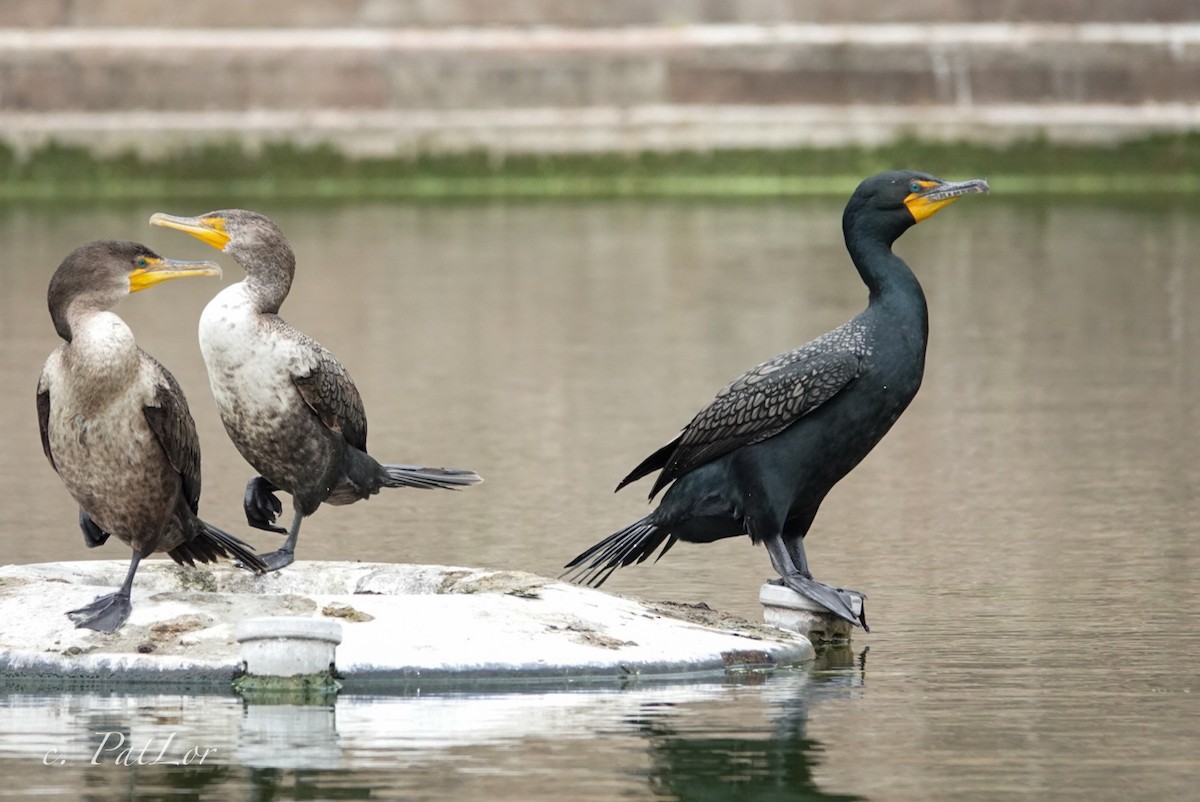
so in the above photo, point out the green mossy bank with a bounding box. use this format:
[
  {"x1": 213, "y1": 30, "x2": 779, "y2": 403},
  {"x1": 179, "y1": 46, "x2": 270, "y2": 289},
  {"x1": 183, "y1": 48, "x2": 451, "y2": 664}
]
[{"x1": 2, "y1": 135, "x2": 1199, "y2": 201}]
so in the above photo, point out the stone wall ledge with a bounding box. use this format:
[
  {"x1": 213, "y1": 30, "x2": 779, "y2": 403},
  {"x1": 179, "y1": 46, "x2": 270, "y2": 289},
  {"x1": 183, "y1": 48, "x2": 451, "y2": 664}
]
[
  {"x1": 2, "y1": 104, "x2": 1197, "y2": 157},
  {"x1": 5, "y1": 23, "x2": 1200, "y2": 49},
  {"x1": 3, "y1": 24, "x2": 1197, "y2": 151},
  {"x1": 7, "y1": 1, "x2": 1198, "y2": 29}
]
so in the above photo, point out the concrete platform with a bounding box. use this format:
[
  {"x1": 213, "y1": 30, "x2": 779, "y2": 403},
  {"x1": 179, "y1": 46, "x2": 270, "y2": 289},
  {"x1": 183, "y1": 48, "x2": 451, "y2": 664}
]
[
  {"x1": 0, "y1": 561, "x2": 814, "y2": 687},
  {"x1": 759, "y1": 583, "x2": 863, "y2": 643}
]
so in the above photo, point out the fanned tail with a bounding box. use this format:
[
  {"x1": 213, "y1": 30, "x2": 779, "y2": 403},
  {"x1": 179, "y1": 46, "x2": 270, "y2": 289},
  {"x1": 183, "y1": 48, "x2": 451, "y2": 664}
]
[
  {"x1": 169, "y1": 521, "x2": 268, "y2": 574},
  {"x1": 560, "y1": 516, "x2": 676, "y2": 588},
  {"x1": 382, "y1": 464, "x2": 483, "y2": 490}
]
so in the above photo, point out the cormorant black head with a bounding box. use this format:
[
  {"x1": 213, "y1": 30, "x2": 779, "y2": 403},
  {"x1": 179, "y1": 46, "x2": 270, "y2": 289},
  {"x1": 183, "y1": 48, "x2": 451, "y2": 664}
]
[
  {"x1": 844, "y1": 170, "x2": 990, "y2": 247},
  {"x1": 149, "y1": 208, "x2": 295, "y2": 312},
  {"x1": 47, "y1": 240, "x2": 222, "y2": 341}
]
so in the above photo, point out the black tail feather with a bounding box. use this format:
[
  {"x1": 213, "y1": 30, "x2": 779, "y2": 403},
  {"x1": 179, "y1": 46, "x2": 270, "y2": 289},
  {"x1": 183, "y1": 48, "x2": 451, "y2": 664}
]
[
  {"x1": 561, "y1": 516, "x2": 676, "y2": 588},
  {"x1": 615, "y1": 436, "x2": 680, "y2": 495},
  {"x1": 382, "y1": 464, "x2": 482, "y2": 490},
  {"x1": 169, "y1": 521, "x2": 268, "y2": 575}
]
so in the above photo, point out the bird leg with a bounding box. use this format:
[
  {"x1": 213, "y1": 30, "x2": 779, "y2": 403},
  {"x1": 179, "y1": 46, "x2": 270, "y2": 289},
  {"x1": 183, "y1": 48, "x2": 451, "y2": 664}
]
[
  {"x1": 252, "y1": 503, "x2": 303, "y2": 572},
  {"x1": 67, "y1": 550, "x2": 142, "y2": 632},
  {"x1": 764, "y1": 534, "x2": 868, "y2": 630},
  {"x1": 244, "y1": 476, "x2": 286, "y2": 534}
]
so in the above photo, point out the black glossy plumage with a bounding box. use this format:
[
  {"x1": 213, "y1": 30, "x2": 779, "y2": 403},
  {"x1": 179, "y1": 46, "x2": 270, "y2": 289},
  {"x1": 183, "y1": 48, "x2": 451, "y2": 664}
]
[{"x1": 564, "y1": 171, "x2": 989, "y2": 629}]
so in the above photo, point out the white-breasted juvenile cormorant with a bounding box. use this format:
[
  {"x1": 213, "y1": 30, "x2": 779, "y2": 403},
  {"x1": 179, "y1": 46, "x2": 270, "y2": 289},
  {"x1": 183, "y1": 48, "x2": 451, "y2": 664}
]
[
  {"x1": 563, "y1": 171, "x2": 989, "y2": 629},
  {"x1": 149, "y1": 209, "x2": 482, "y2": 572},
  {"x1": 37, "y1": 241, "x2": 267, "y2": 632}
]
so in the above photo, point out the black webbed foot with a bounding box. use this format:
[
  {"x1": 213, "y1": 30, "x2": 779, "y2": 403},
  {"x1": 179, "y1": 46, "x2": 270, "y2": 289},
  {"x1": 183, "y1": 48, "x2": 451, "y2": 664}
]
[
  {"x1": 778, "y1": 573, "x2": 869, "y2": 631},
  {"x1": 253, "y1": 548, "x2": 296, "y2": 573},
  {"x1": 244, "y1": 476, "x2": 285, "y2": 534},
  {"x1": 66, "y1": 592, "x2": 132, "y2": 633}
]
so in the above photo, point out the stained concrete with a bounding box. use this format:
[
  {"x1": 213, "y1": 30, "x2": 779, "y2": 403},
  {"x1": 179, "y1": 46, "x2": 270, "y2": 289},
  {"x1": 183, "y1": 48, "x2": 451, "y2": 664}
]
[
  {"x1": 13, "y1": 1, "x2": 1196, "y2": 28},
  {"x1": 4, "y1": 26, "x2": 1200, "y2": 112},
  {"x1": 0, "y1": 561, "x2": 814, "y2": 687},
  {"x1": 0, "y1": 23, "x2": 1197, "y2": 154}
]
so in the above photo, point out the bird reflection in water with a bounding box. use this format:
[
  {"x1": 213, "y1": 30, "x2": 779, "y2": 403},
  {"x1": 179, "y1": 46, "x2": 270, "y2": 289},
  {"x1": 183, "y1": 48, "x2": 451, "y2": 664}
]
[{"x1": 628, "y1": 653, "x2": 869, "y2": 802}]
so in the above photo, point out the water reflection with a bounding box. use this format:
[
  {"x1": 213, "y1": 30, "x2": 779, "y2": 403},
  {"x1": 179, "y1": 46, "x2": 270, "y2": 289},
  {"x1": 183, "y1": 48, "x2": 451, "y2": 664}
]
[
  {"x1": 636, "y1": 676, "x2": 867, "y2": 801},
  {"x1": 640, "y1": 720, "x2": 863, "y2": 802},
  {"x1": 0, "y1": 671, "x2": 862, "y2": 800},
  {"x1": 238, "y1": 704, "x2": 341, "y2": 770}
]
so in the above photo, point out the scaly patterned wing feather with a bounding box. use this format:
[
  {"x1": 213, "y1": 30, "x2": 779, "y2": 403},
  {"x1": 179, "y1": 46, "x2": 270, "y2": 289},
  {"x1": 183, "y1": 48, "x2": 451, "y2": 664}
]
[
  {"x1": 651, "y1": 346, "x2": 862, "y2": 496},
  {"x1": 291, "y1": 340, "x2": 368, "y2": 452},
  {"x1": 141, "y1": 352, "x2": 203, "y2": 513}
]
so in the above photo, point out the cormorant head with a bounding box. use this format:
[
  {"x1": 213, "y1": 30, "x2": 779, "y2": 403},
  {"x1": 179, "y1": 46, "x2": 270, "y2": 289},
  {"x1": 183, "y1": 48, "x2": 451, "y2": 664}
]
[
  {"x1": 844, "y1": 170, "x2": 989, "y2": 245},
  {"x1": 149, "y1": 208, "x2": 294, "y2": 279},
  {"x1": 47, "y1": 240, "x2": 221, "y2": 341}
]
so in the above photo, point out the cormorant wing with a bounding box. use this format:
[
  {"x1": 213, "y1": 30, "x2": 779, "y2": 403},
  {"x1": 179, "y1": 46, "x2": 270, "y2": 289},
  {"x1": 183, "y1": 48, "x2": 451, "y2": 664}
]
[
  {"x1": 291, "y1": 344, "x2": 368, "y2": 452},
  {"x1": 140, "y1": 353, "x2": 203, "y2": 514},
  {"x1": 646, "y1": 346, "x2": 862, "y2": 498},
  {"x1": 36, "y1": 375, "x2": 57, "y2": 473}
]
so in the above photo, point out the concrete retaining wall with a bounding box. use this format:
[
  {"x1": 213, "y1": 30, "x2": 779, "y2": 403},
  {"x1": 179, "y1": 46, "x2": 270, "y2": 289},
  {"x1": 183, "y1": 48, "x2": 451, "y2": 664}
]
[
  {"x1": 1, "y1": 20, "x2": 1198, "y2": 155},
  {"x1": 5, "y1": 27, "x2": 1200, "y2": 112},
  {"x1": 5, "y1": 1, "x2": 1196, "y2": 28}
]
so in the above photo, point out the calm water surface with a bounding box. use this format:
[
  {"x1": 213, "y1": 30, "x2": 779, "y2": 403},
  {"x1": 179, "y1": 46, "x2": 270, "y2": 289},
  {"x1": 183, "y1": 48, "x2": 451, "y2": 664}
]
[{"x1": 0, "y1": 198, "x2": 1196, "y2": 800}]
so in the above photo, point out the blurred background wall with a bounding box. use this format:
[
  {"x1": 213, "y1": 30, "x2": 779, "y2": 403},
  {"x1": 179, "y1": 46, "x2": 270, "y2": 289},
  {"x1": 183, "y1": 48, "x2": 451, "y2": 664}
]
[{"x1": 0, "y1": 1, "x2": 1198, "y2": 157}]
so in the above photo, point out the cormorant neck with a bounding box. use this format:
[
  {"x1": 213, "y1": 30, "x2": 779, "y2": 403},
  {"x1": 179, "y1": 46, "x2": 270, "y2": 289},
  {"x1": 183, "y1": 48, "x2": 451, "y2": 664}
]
[
  {"x1": 238, "y1": 246, "x2": 295, "y2": 315},
  {"x1": 843, "y1": 216, "x2": 923, "y2": 304},
  {"x1": 52, "y1": 288, "x2": 120, "y2": 342},
  {"x1": 61, "y1": 309, "x2": 139, "y2": 396}
]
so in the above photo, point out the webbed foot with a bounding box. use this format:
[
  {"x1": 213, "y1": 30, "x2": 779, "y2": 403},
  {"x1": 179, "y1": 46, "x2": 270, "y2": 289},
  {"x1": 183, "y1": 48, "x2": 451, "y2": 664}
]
[
  {"x1": 244, "y1": 476, "x2": 285, "y2": 534},
  {"x1": 253, "y1": 548, "x2": 296, "y2": 573},
  {"x1": 66, "y1": 592, "x2": 132, "y2": 633},
  {"x1": 777, "y1": 574, "x2": 869, "y2": 631}
]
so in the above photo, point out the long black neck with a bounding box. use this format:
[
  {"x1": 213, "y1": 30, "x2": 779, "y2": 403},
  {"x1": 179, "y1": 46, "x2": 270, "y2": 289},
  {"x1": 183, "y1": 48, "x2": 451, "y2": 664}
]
[{"x1": 843, "y1": 213, "x2": 927, "y2": 319}]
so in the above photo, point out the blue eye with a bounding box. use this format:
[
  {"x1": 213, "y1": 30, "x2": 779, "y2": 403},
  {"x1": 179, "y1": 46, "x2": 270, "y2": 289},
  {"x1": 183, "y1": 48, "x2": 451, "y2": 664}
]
[
  {"x1": 909, "y1": 182, "x2": 922, "y2": 193},
  {"x1": 136, "y1": 258, "x2": 148, "y2": 268}
]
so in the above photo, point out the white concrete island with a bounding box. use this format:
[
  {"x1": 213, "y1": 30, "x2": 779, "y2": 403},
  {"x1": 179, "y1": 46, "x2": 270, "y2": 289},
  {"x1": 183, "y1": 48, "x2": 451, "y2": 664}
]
[{"x1": 0, "y1": 561, "x2": 815, "y2": 687}]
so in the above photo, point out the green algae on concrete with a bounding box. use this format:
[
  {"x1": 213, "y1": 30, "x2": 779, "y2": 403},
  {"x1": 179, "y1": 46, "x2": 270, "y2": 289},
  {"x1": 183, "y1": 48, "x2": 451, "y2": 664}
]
[
  {"x1": 233, "y1": 670, "x2": 342, "y2": 702},
  {"x1": 1, "y1": 135, "x2": 1199, "y2": 201}
]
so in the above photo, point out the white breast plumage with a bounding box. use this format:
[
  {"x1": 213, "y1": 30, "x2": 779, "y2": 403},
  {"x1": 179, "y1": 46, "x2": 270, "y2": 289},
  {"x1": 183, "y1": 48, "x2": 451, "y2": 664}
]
[{"x1": 198, "y1": 282, "x2": 312, "y2": 434}]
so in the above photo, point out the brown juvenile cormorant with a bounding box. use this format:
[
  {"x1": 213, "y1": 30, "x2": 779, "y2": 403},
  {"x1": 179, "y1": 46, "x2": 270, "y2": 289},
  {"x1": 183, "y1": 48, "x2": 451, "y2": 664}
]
[
  {"x1": 563, "y1": 171, "x2": 989, "y2": 629},
  {"x1": 37, "y1": 241, "x2": 267, "y2": 632},
  {"x1": 149, "y1": 209, "x2": 482, "y2": 572}
]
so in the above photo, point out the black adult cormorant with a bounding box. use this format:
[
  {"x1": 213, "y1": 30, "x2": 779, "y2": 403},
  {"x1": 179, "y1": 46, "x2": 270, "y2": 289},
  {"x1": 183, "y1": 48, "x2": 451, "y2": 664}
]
[
  {"x1": 37, "y1": 241, "x2": 267, "y2": 632},
  {"x1": 149, "y1": 209, "x2": 482, "y2": 572},
  {"x1": 563, "y1": 171, "x2": 989, "y2": 629}
]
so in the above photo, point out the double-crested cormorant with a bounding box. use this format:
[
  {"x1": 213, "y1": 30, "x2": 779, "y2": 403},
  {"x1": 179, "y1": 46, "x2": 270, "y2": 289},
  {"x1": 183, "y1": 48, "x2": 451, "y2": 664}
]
[
  {"x1": 563, "y1": 171, "x2": 989, "y2": 629},
  {"x1": 37, "y1": 241, "x2": 267, "y2": 632},
  {"x1": 149, "y1": 209, "x2": 482, "y2": 572}
]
